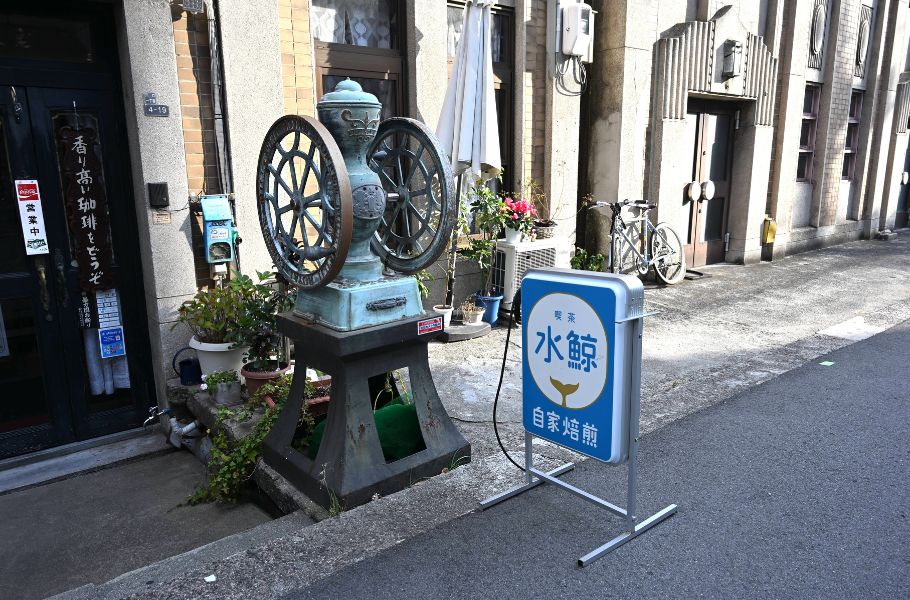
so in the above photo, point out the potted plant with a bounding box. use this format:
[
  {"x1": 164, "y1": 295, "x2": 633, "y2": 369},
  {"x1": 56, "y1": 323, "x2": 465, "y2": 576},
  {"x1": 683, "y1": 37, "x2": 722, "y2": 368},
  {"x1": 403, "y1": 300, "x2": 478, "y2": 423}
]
[
  {"x1": 415, "y1": 267, "x2": 452, "y2": 328},
  {"x1": 460, "y1": 299, "x2": 485, "y2": 325},
  {"x1": 201, "y1": 370, "x2": 242, "y2": 406},
  {"x1": 462, "y1": 182, "x2": 506, "y2": 324},
  {"x1": 236, "y1": 272, "x2": 296, "y2": 398},
  {"x1": 176, "y1": 279, "x2": 252, "y2": 376},
  {"x1": 526, "y1": 179, "x2": 558, "y2": 239},
  {"x1": 502, "y1": 195, "x2": 536, "y2": 244},
  {"x1": 571, "y1": 248, "x2": 606, "y2": 272}
]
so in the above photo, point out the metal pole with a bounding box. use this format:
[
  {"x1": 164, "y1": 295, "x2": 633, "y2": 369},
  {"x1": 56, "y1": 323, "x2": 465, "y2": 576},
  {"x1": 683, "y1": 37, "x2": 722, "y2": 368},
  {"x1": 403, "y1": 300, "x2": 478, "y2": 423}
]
[
  {"x1": 626, "y1": 315, "x2": 644, "y2": 532},
  {"x1": 524, "y1": 431, "x2": 534, "y2": 485},
  {"x1": 443, "y1": 173, "x2": 463, "y2": 307}
]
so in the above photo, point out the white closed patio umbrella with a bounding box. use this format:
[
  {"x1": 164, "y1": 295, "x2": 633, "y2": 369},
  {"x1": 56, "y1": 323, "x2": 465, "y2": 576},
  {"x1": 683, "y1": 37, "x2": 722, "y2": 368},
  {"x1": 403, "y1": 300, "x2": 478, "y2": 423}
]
[{"x1": 437, "y1": 0, "x2": 502, "y2": 306}]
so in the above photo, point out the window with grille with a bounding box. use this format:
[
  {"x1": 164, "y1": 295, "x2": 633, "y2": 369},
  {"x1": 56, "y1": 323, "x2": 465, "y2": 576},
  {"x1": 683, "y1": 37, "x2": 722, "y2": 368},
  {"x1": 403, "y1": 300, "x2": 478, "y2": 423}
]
[
  {"x1": 797, "y1": 84, "x2": 820, "y2": 181},
  {"x1": 842, "y1": 90, "x2": 863, "y2": 180},
  {"x1": 312, "y1": 0, "x2": 406, "y2": 119}
]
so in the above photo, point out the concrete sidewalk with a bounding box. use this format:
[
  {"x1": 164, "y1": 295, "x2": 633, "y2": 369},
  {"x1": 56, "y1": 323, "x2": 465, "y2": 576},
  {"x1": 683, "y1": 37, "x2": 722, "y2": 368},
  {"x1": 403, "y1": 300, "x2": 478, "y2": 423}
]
[
  {"x1": 56, "y1": 233, "x2": 910, "y2": 599},
  {"x1": 287, "y1": 320, "x2": 910, "y2": 599}
]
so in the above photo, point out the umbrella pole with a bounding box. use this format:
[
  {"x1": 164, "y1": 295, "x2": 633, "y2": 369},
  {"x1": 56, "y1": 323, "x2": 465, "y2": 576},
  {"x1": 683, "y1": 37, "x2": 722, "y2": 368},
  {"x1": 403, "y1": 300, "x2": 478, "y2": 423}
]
[{"x1": 444, "y1": 173, "x2": 464, "y2": 307}]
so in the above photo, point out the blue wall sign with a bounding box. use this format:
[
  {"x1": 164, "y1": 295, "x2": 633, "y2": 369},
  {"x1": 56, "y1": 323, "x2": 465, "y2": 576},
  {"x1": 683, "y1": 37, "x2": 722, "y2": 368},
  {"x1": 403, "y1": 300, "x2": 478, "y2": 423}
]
[
  {"x1": 98, "y1": 326, "x2": 126, "y2": 359},
  {"x1": 522, "y1": 269, "x2": 643, "y2": 464}
]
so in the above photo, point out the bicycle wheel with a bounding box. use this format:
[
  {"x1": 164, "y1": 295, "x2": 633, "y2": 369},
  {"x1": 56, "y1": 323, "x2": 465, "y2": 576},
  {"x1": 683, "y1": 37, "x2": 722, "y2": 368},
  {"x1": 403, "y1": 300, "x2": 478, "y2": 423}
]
[
  {"x1": 650, "y1": 223, "x2": 686, "y2": 284},
  {"x1": 611, "y1": 231, "x2": 637, "y2": 275}
]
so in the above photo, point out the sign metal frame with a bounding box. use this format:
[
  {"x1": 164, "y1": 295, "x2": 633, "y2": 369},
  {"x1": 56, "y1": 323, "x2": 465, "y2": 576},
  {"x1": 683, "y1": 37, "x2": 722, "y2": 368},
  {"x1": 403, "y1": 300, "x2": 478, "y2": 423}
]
[{"x1": 480, "y1": 269, "x2": 677, "y2": 566}]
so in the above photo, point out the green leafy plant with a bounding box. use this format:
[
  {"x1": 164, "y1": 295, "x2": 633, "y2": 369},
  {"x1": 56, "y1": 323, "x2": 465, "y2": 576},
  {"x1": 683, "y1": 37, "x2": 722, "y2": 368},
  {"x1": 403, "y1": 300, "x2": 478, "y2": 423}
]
[
  {"x1": 251, "y1": 373, "x2": 313, "y2": 407},
  {"x1": 188, "y1": 375, "x2": 313, "y2": 505},
  {"x1": 570, "y1": 248, "x2": 606, "y2": 272},
  {"x1": 175, "y1": 280, "x2": 253, "y2": 344},
  {"x1": 204, "y1": 370, "x2": 238, "y2": 388},
  {"x1": 232, "y1": 272, "x2": 296, "y2": 372},
  {"x1": 462, "y1": 179, "x2": 507, "y2": 295},
  {"x1": 414, "y1": 269, "x2": 433, "y2": 300}
]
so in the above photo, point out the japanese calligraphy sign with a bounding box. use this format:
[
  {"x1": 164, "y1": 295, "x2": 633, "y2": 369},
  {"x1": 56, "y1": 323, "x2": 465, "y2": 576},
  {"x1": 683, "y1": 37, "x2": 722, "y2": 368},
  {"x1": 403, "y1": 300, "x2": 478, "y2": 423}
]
[
  {"x1": 522, "y1": 269, "x2": 644, "y2": 464},
  {"x1": 54, "y1": 113, "x2": 115, "y2": 291},
  {"x1": 15, "y1": 180, "x2": 49, "y2": 255}
]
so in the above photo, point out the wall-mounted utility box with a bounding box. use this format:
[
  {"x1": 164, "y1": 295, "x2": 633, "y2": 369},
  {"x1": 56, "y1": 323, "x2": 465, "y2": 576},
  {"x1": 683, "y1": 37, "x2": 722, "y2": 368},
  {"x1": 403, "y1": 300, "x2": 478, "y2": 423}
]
[{"x1": 200, "y1": 194, "x2": 234, "y2": 264}]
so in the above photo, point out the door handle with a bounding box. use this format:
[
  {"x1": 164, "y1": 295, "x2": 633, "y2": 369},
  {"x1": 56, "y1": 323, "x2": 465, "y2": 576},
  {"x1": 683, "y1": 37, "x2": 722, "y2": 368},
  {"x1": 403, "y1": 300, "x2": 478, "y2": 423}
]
[
  {"x1": 54, "y1": 248, "x2": 69, "y2": 308},
  {"x1": 35, "y1": 257, "x2": 52, "y2": 318}
]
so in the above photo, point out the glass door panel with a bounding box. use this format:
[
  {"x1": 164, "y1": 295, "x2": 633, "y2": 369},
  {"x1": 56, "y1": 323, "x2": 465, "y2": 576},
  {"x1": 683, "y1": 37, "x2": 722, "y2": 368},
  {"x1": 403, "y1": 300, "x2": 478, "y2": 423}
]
[{"x1": 0, "y1": 297, "x2": 49, "y2": 435}]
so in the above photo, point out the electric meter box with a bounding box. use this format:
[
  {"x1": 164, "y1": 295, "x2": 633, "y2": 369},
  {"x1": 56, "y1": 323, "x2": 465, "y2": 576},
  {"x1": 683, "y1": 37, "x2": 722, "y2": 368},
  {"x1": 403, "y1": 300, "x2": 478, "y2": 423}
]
[
  {"x1": 200, "y1": 194, "x2": 235, "y2": 264},
  {"x1": 561, "y1": 3, "x2": 594, "y2": 57}
]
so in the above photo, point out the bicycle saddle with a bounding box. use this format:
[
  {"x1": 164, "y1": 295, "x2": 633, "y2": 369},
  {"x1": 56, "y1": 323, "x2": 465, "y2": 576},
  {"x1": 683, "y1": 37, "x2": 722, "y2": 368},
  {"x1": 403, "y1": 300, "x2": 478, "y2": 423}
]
[
  {"x1": 615, "y1": 199, "x2": 656, "y2": 210},
  {"x1": 629, "y1": 200, "x2": 657, "y2": 209}
]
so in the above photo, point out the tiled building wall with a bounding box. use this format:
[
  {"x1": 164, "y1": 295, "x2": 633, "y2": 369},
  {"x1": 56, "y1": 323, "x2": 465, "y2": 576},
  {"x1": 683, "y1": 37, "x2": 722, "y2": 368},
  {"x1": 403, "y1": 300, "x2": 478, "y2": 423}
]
[
  {"x1": 523, "y1": 0, "x2": 547, "y2": 186},
  {"x1": 817, "y1": 0, "x2": 861, "y2": 225},
  {"x1": 172, "y1": 8, "x2": 219, "y2": 288},
  {"x1": 279, "y1": 0, "x2": 316, "y2": 117}
]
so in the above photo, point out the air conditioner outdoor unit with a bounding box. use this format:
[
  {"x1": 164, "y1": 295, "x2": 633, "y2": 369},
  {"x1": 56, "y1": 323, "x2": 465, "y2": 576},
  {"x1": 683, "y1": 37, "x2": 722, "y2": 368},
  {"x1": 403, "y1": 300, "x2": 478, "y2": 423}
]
[{"x1": 492, "y1": 237, "x2": 571, "y2": 314}]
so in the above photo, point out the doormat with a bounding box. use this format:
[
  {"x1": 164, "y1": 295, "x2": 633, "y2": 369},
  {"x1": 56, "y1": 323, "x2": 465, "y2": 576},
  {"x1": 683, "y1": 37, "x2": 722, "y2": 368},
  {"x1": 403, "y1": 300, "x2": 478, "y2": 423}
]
[{"x1": 684, "y1": 269, "x2": 710, "y2": 281}]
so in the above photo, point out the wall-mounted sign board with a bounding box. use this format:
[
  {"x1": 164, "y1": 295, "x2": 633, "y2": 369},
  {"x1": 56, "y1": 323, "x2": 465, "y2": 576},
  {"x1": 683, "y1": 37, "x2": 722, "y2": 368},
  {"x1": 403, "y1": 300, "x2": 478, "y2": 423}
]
[
  {"x1": 143, "y1": 92, "x2": 169, "y2": 117},
  {"x1": 15, "y1": 180, "x2": 49, "y2": 255}
]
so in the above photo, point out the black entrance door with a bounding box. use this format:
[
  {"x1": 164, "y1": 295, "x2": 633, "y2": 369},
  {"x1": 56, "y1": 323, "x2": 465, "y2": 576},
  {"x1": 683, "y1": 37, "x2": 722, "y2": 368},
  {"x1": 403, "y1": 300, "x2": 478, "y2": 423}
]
[
  {"x1": 0, "y1": 6, "x2": 152, "y2": 459},
  {"x1": 685, "y1": 101, "x2": 735, "y2": 267},
  {"x1": 896, "y1": 141, "x2": 909, "y2": 230}
]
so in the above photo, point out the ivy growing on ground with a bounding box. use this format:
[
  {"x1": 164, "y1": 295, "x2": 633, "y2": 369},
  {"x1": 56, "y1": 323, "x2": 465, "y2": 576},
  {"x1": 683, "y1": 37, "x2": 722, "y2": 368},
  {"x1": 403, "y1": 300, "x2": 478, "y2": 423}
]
[{"x1": 188, "y1": 375, "x2": 313, "y2": 505}]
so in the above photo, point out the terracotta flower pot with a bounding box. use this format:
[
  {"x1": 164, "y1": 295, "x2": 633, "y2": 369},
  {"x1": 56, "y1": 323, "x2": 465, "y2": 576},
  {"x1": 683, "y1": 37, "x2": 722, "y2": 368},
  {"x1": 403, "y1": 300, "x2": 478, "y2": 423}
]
[
  {"x1": 305, "y1": 375, "x2": 332, "y2": 418},
  {"x1": 241, "y1": 362, "x2": 291, "y2": 399}
]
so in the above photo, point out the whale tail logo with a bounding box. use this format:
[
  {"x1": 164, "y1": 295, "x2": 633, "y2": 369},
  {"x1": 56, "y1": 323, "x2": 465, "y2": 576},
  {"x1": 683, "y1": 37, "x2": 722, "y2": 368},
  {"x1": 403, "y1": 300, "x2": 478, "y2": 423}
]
[{"x1": 550, "y1": 377, "x2": 579, "y2": 408}]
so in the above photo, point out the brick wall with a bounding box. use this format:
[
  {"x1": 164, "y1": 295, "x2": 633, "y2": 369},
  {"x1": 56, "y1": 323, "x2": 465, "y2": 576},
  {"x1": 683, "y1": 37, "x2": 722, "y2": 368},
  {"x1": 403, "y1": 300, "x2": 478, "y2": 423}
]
[
  {"x1": 279, "y1": 0, "x2": 316, "y2": 117},
  {"x1": 173, "y1": 8, "x2": 219, "y2": 288},
  {"x1": 523, "y1": 0, "x2": 547, "y2": 186}
]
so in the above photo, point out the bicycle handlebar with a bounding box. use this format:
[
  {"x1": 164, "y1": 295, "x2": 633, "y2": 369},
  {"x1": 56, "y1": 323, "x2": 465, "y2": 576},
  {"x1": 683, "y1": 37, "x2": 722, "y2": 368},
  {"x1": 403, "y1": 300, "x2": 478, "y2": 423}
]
[{"x1": 590, "y1": 199, "x2": 655, "y2": 215}]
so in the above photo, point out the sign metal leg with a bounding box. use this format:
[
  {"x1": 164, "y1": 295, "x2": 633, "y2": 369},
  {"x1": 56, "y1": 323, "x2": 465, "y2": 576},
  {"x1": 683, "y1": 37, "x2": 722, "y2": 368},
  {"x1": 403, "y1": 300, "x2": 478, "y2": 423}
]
[
  {"x1": 480, "y1": 433, "x2": 575, "y2": 510},
  {"x1": 482, "y1": 289, "x2": 678, "y2": 567}
]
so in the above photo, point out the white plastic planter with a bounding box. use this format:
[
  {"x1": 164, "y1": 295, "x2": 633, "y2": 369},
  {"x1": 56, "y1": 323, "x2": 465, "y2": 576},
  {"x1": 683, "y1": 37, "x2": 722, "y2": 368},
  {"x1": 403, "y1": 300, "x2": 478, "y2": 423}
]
[
  {"x1": 189, "y1": 336, "x2": 248, "y2": 378},
  {"x1": 433, "y1": 305, "x2": 454, "y2": 328}
]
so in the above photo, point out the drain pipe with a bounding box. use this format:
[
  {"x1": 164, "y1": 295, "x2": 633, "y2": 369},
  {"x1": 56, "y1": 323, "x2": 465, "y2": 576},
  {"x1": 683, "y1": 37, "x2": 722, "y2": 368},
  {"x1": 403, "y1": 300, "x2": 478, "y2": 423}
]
[
  {"x1": 206, "y1": 0, "x2": 241, "y2": 272},
  {"x1": 168, "y1": 417, "x2": 204, "y2": 449}
]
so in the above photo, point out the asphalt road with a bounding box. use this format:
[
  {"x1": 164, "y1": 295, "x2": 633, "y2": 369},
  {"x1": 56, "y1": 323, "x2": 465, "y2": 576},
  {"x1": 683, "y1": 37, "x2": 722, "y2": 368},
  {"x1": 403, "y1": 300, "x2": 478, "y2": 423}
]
[{"x1": 286, "y1": 319, "x2": 910, "y2": 600}]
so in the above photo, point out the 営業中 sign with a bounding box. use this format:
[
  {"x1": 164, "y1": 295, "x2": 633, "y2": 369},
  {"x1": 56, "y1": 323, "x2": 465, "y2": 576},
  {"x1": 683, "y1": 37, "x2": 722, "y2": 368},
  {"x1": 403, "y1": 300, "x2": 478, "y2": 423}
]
[
  {"x1": 522, "y1": 269, "x2": 643, "y2": 464},
  {"x1": 15, "y1": 180, "x2": 49, "y2": 255}
]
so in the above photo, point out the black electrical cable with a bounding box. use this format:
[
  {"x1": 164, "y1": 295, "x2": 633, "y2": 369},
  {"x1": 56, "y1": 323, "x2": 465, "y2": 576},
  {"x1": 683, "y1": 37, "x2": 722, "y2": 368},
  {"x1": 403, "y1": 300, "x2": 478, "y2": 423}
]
[{"x1": 492, "y1": 286, "x2": 525, "y2": 471}]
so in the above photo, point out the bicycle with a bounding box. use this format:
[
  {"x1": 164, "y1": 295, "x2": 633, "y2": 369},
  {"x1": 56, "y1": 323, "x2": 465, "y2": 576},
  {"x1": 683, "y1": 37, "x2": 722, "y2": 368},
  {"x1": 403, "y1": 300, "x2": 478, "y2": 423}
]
[{"x1": 596, "y1": 199, "x2": 686, "y2": 285}]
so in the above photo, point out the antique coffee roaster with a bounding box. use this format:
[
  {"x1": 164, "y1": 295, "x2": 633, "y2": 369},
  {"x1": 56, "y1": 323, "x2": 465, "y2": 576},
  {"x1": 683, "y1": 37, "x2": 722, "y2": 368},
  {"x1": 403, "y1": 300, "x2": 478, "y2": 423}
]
[{"x1": 258, "y1": 80, "x2": 470, "y2": 508}]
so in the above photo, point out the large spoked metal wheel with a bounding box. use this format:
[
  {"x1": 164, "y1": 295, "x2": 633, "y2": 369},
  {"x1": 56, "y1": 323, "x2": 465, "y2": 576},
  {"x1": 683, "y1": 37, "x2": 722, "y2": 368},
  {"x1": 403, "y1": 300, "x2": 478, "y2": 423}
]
[
  {"x1": 257, "y1": 115, "x2": 353, "y2": 289},
  {"x1": 367, "y1": 117, "x2": 456, "y2": 274},
  {"x1": 650, "y1": 223, "x2": 686, "y2": 284}
]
